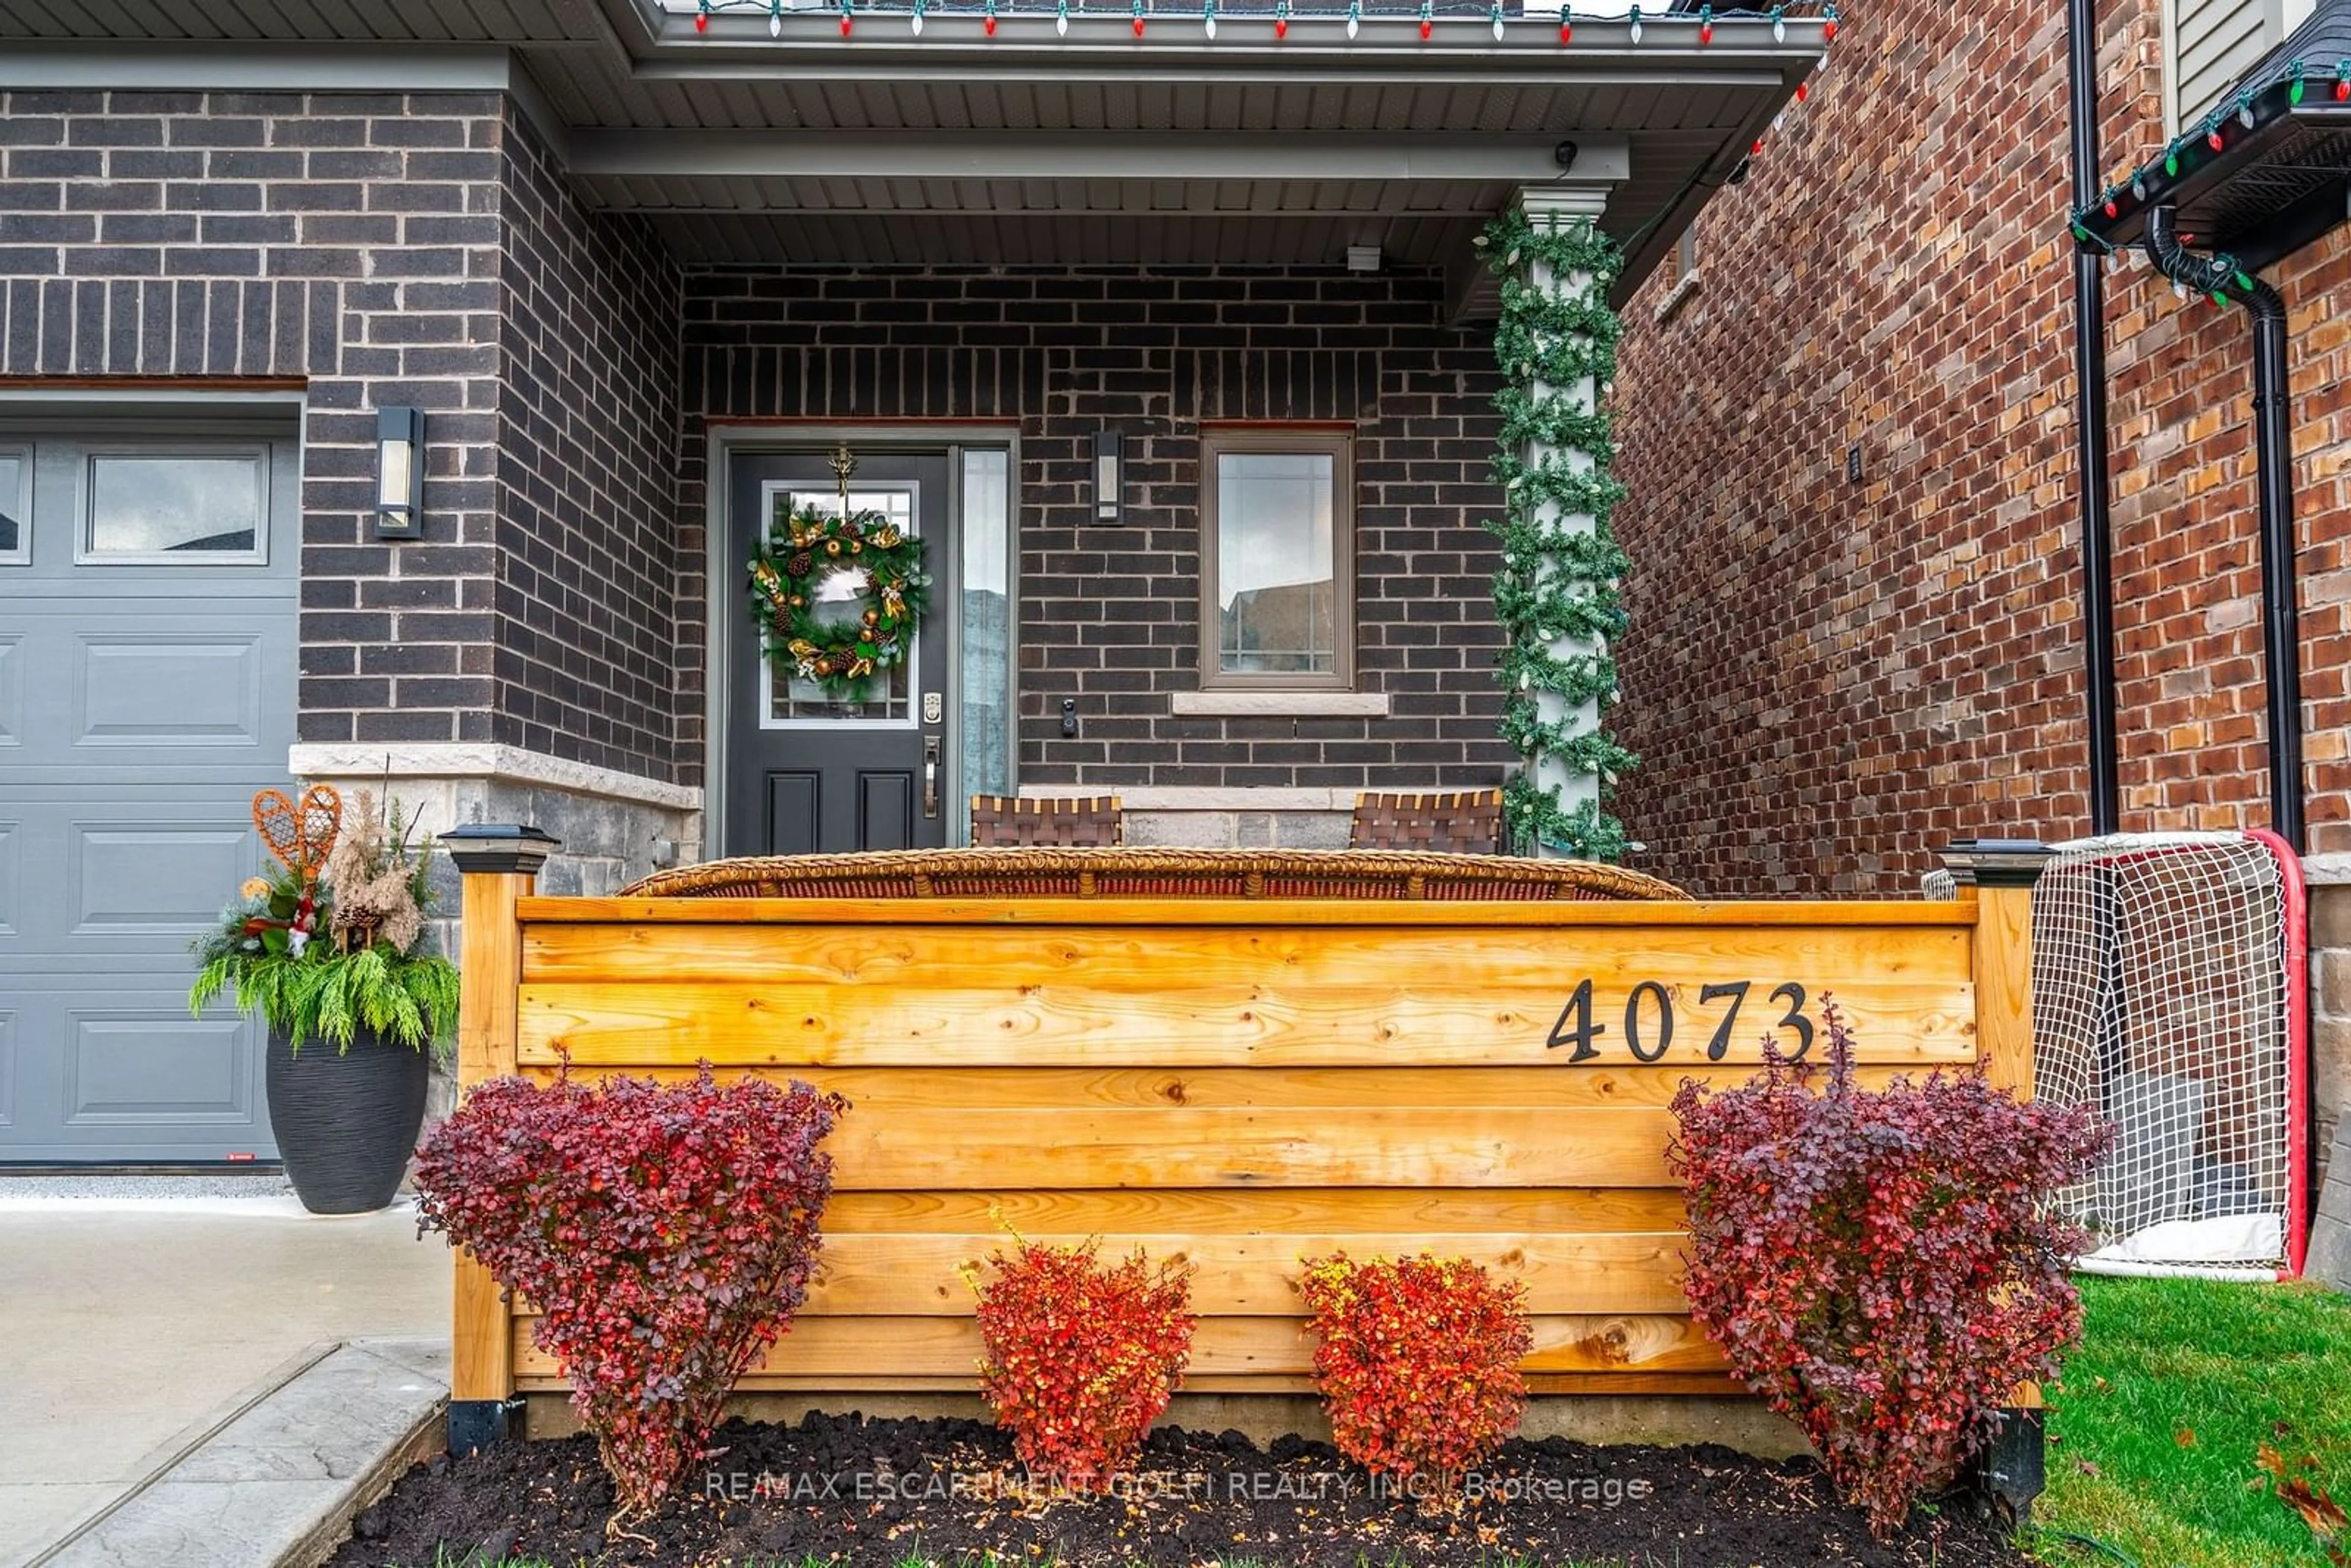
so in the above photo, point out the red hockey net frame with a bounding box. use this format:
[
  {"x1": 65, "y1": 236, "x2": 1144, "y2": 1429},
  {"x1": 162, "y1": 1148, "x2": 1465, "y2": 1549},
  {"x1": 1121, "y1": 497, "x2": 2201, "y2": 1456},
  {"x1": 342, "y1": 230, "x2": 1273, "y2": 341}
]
[{"x1": 2022, "y1": 830, "x2": 2309, "y2": 1280}]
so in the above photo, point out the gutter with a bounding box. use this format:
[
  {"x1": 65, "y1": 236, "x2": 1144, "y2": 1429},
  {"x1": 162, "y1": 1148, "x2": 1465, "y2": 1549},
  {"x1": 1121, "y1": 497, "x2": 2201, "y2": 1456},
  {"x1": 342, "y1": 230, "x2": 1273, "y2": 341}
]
[
  {"x1": 2142, "y1": 206, "x2": 2308, "y2": 855},
  {"x1": 2066, "y1": 0, "x2": 2121, "y2": 836}
]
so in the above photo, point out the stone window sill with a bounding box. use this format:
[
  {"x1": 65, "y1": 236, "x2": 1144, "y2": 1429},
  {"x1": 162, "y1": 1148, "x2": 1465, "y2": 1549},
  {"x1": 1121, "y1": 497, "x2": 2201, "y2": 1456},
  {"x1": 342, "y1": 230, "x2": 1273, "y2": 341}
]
[
  {"x1": 1169, "y1": 691, "x2": 1392, "y2": 718},
  {"x1": 1652, "y1": 272, "x2": 1702, "y2": 325}
]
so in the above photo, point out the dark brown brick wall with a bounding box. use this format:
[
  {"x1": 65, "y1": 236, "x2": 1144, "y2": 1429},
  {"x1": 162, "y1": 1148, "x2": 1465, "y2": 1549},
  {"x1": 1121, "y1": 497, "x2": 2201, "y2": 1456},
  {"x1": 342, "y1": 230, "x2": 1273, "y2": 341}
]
[
  {"x1": 1611, "y1": 0, "x2": 2351, "y2": 896},
  {"x1": 0, "y1": 91, "x2": 685, "y2": 781},
  {"x1": 493, "y1": 112, "x2": 682, "y2": 777},
  {"x1": 676, "y1": 266, "x2": 1517, "y2": 793}
]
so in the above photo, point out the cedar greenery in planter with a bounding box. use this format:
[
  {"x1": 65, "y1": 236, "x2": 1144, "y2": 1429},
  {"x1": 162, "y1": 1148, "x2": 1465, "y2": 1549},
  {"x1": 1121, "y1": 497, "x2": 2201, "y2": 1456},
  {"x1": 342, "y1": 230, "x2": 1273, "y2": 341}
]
[
  {"x1": 188, "y1": 786, "x2": 458, "y2": 1056},
  {"x1": 187, "y1": 784, "x2": 458, "y2": 1213}
]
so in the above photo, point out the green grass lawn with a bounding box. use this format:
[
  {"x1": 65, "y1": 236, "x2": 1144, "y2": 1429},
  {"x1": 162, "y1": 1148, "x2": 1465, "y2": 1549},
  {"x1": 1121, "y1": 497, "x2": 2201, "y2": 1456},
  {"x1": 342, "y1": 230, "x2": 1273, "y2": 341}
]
[{"x1": 2035, "y1": 1275, "x2": 2351, "y2": 1567}]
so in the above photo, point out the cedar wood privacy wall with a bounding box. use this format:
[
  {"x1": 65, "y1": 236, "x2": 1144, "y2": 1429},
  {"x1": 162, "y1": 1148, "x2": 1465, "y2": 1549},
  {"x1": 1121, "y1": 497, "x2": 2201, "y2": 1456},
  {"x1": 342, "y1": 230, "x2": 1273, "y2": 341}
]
[{"x1": 447, "y1": 861, "x2": 2036, "y2": 1407}]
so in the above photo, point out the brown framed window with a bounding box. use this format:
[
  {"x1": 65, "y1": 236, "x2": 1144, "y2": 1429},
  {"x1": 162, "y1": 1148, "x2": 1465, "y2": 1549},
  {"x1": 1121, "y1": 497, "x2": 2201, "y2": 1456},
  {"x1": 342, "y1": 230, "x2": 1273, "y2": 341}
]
[{"x1": 1199, "y1": 428, "x2": 1353, "y2": 690}]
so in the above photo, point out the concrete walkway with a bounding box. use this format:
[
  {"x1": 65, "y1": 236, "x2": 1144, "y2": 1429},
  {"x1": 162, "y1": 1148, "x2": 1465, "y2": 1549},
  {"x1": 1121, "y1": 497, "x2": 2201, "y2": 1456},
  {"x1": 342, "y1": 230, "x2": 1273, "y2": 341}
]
[{"x1": 0, "y1": 1194, "x2": 450, "y2": 1567}]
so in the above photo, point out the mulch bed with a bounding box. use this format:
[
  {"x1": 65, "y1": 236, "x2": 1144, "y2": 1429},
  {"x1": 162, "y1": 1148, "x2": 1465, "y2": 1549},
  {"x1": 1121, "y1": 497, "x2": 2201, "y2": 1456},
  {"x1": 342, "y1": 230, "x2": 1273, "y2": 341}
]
[{"x1": 329, "y1": 1414, "x2": 2034, "y2": 1567}]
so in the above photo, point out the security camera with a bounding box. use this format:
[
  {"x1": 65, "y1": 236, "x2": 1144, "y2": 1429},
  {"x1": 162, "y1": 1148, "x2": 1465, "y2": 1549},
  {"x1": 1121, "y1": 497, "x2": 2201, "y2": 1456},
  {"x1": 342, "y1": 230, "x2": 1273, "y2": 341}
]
[{"x1": 1553, "y1": 140, "x2": 1580, "y2": 171}]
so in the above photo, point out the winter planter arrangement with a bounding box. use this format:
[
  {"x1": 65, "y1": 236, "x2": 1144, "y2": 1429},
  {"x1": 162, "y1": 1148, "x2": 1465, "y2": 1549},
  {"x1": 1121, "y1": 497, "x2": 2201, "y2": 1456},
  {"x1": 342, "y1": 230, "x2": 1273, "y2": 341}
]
[{"x1": 188, "y1": 784, "x2": 459, "y2": 1214}]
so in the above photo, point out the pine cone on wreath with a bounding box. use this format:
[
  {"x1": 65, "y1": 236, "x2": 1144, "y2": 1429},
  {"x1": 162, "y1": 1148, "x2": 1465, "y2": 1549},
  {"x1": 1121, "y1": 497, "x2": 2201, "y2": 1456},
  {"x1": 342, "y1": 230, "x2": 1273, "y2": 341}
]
[{"x1": 787, "y1": 551, "x2": 814, "y2": 578}]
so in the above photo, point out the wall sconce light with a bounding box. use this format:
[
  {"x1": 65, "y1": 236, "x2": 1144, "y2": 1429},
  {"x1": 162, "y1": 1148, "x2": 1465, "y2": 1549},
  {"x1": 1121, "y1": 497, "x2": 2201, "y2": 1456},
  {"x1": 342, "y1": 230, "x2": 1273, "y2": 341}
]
[
  {"x1": 1092, "y1": 428, "x2": 1124, "y2": 525},
  {"x1": 376, "y1": 407, "x2": 425, "y2": 540}
]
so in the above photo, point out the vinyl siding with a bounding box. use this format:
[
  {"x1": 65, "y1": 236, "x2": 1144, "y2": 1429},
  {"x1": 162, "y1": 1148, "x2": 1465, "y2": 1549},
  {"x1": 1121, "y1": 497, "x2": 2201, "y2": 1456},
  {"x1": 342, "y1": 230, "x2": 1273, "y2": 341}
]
[{"x1": 2171, "y1": 0, "x2": 2312, "y2": 129}]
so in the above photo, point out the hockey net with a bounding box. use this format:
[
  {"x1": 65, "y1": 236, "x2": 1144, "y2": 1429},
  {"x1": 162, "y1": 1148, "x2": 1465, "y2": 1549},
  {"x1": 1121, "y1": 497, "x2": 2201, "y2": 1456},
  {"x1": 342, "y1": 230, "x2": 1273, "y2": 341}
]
[{"x1": 2009, "y1": 831, "x2": 2308, "y2": 1279}]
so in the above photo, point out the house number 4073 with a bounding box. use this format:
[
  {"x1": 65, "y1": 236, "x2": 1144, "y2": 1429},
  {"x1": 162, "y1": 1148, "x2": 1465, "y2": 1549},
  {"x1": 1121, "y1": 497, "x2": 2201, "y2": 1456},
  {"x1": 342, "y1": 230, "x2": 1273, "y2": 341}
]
[{"x1": 1544, "y1": 979, "x2": 1815, "y2": 1063}]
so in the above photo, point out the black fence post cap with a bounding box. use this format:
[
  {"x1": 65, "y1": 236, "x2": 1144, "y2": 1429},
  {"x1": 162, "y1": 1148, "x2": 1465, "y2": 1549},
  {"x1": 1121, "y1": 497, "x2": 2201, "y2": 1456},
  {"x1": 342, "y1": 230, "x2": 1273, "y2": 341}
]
[
  {"x1": 439, "y1": 823, "x2": 561, "y2": 876},
  {"x1": 1938, "y1": 839, "x2": 2056, "y2": 889}
]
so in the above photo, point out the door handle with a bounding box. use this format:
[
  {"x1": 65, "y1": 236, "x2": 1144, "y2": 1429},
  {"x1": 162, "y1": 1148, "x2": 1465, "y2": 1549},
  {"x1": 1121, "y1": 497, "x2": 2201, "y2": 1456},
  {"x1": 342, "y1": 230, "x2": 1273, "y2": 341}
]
[{"x1": 923, "y1": 737, "x2": 940, "y2": 818}]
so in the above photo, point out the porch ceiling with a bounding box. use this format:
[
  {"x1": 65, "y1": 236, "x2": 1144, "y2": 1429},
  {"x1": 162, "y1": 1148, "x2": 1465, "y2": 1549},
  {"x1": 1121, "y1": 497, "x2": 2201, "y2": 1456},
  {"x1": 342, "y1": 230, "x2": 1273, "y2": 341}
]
[{"x1": 0, "y1": 0, "x2": 1825, "y2": 307}]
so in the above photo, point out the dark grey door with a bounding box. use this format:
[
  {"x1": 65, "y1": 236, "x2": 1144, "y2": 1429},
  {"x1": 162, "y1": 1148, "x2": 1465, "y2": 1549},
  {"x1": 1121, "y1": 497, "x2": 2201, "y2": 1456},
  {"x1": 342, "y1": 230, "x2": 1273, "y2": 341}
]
[
  {"x1": 0, "y1": 415, "x2": 299, "y2": 1163},
  {"x1": 727, "y1": 450, "x2": 953, "y2": 857}
]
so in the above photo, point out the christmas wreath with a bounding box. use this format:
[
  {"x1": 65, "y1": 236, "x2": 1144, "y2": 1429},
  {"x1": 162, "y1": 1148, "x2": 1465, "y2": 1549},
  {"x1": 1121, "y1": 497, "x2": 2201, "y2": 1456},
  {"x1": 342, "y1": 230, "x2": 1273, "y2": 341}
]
[{"x1": 747, "y1": 501, "x2": 929, "y2": 700}]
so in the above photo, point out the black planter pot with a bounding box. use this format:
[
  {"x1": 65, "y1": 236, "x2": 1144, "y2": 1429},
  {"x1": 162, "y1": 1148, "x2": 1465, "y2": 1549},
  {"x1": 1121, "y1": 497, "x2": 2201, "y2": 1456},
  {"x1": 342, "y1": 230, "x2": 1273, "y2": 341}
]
[{"x1": 265, "y1": 1026, "x2": 430, "y2": 1215}]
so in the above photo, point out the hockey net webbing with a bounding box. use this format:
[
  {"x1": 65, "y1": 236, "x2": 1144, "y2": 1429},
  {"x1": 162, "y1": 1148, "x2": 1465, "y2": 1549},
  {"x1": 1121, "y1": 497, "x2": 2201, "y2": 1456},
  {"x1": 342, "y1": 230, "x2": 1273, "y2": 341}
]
[{"x1": 2027, "y1": 832, "x2": 2300, "y2": 1277}]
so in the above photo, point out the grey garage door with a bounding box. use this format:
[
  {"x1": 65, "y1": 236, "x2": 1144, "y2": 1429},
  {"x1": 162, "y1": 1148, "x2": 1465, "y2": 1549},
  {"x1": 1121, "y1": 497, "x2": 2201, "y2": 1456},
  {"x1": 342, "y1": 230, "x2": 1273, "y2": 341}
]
[{"x1": 0, "y1": 412, "x2": 300, "y2": 1163}]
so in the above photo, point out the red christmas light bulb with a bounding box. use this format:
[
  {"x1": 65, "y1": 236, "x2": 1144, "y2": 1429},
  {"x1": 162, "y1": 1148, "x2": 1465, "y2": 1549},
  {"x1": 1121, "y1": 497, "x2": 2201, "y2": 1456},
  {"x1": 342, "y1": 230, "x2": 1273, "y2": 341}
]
[
  {"x1": 1751, "y1": 137, "x2": 1764, "y2": 156},
  {"x1": 841, "y1": 13, "x2": 852, "y2": 32},
  {"x1": 1823, "y1": 17, "x2": 1836, "y2": 39},
  {"x1": 984, "y1": 12, "x2": 996, "y2": 30},
  {"x1": 1796, "y1": 81, "x2": 1809, "y2": 102},
  {"x1": 2104, "y1": 199, "x2": 2118, "y2": 218},
  {"x1": 2208, "y1": 128, "x2": 2224, "y2": 150},
  {"x1": 1134, "y1": 13, "x2": 1145, "y2": 32},
  {"x1": 1699, "y1": 20, "x2": 1712, "y2": 42},
  {"x1": 1558, "y1": 18, "x2": 1570, "y2": 42},
  {"x1": 1275, "y1": 14, "x2": 1286, "y2": 34},
  {"x1": 2338, "y1": 78, "x2": 2350, "y2": 101},
  {"x1": 694, "y1": 10, "x2": 708, "y2": 29},
  {"x1": 1420, "y1": 16, "x2": 1432, "y2": 37}
]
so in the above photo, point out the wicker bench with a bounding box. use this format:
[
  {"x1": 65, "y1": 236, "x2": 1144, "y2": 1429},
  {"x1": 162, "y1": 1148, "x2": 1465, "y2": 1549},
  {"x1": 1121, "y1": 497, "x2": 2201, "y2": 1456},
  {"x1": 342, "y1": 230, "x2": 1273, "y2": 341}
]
[
  {"x1": 620, "y1": 847, "x2": 1687, "y2": 902},
  {"x1": 968, "y1": 794, "x2": 1123, "y2": 847},
  {"x1": 1349, "y1": 788, "x2": 1505, "y2": 854}
]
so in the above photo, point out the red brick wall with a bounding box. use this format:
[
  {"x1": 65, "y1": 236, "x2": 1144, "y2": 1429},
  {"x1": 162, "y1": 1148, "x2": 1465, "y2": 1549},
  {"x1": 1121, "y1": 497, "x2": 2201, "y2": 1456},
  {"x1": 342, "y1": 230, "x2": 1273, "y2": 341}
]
[{"x1": 1612, "y1": 0, "x2": 2351, "y2": 896}]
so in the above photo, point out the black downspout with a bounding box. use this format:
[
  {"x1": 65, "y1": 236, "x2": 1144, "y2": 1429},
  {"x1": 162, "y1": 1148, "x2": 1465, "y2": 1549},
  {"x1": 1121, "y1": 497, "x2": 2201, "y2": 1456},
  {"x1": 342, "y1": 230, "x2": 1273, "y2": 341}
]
[
  {"x1": 2067, "y1": 0, "x2": 2121, "y2": 836},
  {"x1": 2143, "y1": 207, "x2": 2308, "y2": 855}
]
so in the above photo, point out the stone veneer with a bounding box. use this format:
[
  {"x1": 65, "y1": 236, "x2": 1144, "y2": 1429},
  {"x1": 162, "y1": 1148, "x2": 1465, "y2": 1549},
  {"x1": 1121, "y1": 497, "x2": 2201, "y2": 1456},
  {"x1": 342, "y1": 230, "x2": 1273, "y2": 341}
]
[{"x1": 2302, "y1": 858, "x2": 2351, "y2": 1202}]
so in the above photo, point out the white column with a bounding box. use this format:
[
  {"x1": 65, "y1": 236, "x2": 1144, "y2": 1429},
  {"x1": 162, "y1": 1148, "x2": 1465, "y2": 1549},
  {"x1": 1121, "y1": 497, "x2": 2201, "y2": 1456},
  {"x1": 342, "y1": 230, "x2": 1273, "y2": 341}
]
[{"x1": 1515, "y1": 184, "x2": 1614, "y2": 858}]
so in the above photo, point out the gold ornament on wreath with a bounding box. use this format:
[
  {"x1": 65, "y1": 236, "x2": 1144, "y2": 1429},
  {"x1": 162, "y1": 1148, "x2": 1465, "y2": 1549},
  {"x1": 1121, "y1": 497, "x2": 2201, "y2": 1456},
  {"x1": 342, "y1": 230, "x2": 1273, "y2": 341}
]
[{"x1": 747, "y1": 499, "x2": 929, "y2": 701}]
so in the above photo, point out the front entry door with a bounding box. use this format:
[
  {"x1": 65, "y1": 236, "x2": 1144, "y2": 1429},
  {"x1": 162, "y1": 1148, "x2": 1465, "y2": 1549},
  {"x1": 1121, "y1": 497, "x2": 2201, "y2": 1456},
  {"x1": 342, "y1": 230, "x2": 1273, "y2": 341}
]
[{"x1": 727, "y1": 450, "x2": 953, "y2": 856}]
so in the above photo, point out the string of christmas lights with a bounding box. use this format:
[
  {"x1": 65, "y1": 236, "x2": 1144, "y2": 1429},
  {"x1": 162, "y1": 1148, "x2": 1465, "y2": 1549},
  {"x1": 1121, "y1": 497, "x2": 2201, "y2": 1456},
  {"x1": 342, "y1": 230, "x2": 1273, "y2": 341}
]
[
  {"x1": 681, "y1": 0, "x2": 1837, "y2": 44},
  {"x1": 2072, "y1": 53, "x2": 2350, "y2": 287}
]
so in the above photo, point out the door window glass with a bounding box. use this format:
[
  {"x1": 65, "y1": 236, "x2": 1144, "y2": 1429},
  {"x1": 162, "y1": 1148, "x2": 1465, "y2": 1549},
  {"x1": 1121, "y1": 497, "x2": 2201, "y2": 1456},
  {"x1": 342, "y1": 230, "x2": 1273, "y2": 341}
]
[
  {"x1": 762, "y1": 486, "x2": 917, "y2": 724},
  {"x1": 959, "y1": 448, "x2": 1013, "y2": 806},
  {"x1": 85, "y1": 453, "x2": 266, "y2": 560}
]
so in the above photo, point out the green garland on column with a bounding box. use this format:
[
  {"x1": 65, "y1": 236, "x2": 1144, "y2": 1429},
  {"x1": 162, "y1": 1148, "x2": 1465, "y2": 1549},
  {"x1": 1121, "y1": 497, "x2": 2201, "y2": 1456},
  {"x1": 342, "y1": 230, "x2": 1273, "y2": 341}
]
[{"x1": 1475, "y1": 208, "x2": 1638, "y2": 861}]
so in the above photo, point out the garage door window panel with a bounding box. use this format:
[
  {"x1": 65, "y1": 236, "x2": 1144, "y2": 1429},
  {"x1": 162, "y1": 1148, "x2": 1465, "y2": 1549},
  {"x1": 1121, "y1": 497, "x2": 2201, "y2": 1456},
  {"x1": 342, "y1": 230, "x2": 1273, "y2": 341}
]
[
  {"x1": 80, "y1": 449, "x2": 268, "y2": 563},
  {"x1": 0, "y1": 448, "x2": 27, "y2": 564}
]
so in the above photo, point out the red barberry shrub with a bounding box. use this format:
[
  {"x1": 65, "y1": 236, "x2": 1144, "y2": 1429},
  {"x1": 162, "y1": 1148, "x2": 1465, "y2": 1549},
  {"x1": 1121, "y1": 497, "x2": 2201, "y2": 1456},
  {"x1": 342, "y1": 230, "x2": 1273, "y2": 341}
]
[
  {"x1": 1668, "y1": 999, "x2": 2109, "y2": 1538},
  {"x1": 1298, "y1": 1252, "x2": 1532, "y2": 1498},
  {"x1": 414, "y1": 1065, "x2": 844, "y2": 1523},
  {"x1": 967, "y1": 1237, "x2": 1195, "y2": 1491}
]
